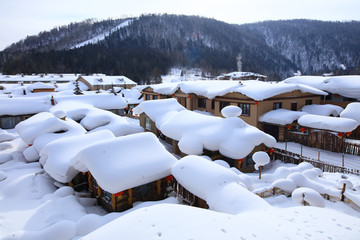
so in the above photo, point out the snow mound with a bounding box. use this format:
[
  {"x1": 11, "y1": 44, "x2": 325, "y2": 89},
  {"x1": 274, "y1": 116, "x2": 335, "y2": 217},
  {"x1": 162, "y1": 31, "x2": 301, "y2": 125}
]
[
  {"x1": 298, "y1": 114, "x2": 358, "y2": 132},
  {"x1": 221, "y1": 105, "x2": 242, "y2": 118},
  {"x1": 0, "y1": 170, "x2": 7, "y2": 181},
  {"x1": 172, "y1": 155, "x2": 269, "y2": 214},
  {"x1": 301, "y1": 104, "x2": 344, "y2": 117},
  {"x1": 259, "y1": 109, "x2": 306, "y2": 125},
  {"x1": 292, "y1": 187, "x2": 325, "y2": 207},
  {"x1": 71, "y1": 132, "x2": 177, "y2": 193},
  {"x1": 340, "y1": 102, "x2": 360, "y2": 125}
]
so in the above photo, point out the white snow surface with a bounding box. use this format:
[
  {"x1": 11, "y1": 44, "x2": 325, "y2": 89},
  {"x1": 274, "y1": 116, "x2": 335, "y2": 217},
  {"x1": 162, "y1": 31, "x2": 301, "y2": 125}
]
[
  {"x1": 172, "y1": 155, "x2": 270, "y2": 214},
  {"x1": 39, "y1": 130, "x2": 116, "y2": 183},
  {"x1": 71, "y1": 132, "x2": 177, "y2": 194},
  {"x1": 301, "y1": 104, "x2": 344, "y2": 117},
  {"x1": 134, "y1": 99, "x2": 276, "y2": 159},
  {"x1": 83, "y1": 203, "x2": 360, "y2": 240},
  {"x1": 259, "y1": 109, "x2": 307, "y2": 125},
  {"x1": 298, "y1": 114, "x2": 358, "y2": 132},
  {"x1": 0, "y1": 96, "x2": 51, "y2": 116},
  {"x1": 340, "y1": 102, "x2": 360, "y2": 125},
  {"x1": 283, "y1": 75, "x2": 360, "y2": 99},
  {"x1": 147, "y1": 80, "x2": 327, "y2": 100},
  {"x1": 71, "y1": 20, "x2": 131, "y2": 49}
]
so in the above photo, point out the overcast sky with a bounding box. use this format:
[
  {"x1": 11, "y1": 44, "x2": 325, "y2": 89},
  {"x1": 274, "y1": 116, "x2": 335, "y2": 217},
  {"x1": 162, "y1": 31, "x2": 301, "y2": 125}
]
[{"x1": 0, "y1": 0, "x2": 359, "y2": 50}]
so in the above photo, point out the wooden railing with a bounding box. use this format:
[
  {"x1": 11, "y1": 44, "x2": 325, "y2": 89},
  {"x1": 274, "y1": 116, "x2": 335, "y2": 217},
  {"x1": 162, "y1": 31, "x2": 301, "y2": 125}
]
[{"x1": 272, "y1": 148, "x2": 360, "y2": 176}]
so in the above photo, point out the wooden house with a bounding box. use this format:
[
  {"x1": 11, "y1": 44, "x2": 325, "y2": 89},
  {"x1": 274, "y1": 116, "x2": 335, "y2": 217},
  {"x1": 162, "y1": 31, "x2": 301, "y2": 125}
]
[
  {"x1": 71, "y1": 132, "x2": 177, "y2": 212},
  {"x1": 141, "y1": 80, "x2": 327, "y2": 140},
  {"x1": 77, "y1": 75, "x2": 137, "y2": 91},
  {"x1": 27, "y1": 82, "x2": 55, "y2": 93},
  {"x1": 134, "y1": 99, "x2": 276, "y2": 173}
]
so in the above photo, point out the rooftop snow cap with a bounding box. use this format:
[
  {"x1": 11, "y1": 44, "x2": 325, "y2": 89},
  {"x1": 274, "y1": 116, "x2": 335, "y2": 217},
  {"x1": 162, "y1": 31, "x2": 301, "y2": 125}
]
[{"x1": 134, "y1": 99, "x2": 276, "y2": 159}]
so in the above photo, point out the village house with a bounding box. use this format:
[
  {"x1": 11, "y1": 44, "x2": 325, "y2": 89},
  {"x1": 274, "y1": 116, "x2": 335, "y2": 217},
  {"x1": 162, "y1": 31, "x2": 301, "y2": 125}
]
[
  {"x1": 134, "y1": 99, "x2": 276, "y2": 172},
  {"x1": 27, "y1": 82, "x2": 55, "y2": 93},
  {"x1": 70, "y1": 132, "x2": 177, "y2": 212},
  {"x1": 0, "y1": 73, "x2": 79, "y2": 84},
  {"x1": 217, "y1": 71, "x2": 267, "y2": 81},
  {"x1": 77, "y1": 75, "x2": 137, "y2": 91},
  {"x1": 283, "y1": 75, "x2": 360, "y2": 108},
  {"x1": 140, "y1": 80, "x2": 328, "y2": 139}
]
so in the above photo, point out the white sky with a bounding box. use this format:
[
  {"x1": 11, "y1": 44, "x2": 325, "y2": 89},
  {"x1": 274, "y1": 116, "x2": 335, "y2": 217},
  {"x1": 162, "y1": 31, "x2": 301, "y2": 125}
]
[{"x1": 0, "y1": 0, "x2": 359, "y2": 51}]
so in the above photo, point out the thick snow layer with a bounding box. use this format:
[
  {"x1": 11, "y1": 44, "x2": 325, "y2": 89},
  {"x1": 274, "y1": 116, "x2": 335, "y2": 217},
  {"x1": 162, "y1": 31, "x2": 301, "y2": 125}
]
[
  {"x1": 283, "y1": 75, "x2": 360, "y2": 99},
  {"x1": 252, "y1": 151, "x2": 270, "y2": 169},
  {"x1": 121, "y1": 88, "x2": 143, "y2": 104},
  {"x1": 298, "y1": 114, "x2": 358, "y2": 132},
  {"x1": 135, "y1": 99, "x2": 276, "y2": 159},
  {"x1": 55, "y1": 94, "x2": 127, "y2": 110},
  {"x1": 147, "y1": 80, "x2": 327, "y2": 100},
  {"x1": 50, "y1": 101, "x2": 144, "y2": 137},
  {"x1": 172, "y1": 155, "x2": 270, "y2": 214},
  {"x1": 26, "y1": 82, "x2": 55, "y2": 92},
  {"x1": 0, "y1": 96, "x2": 51, "y2": 115},
  {"x1": 78, "y1": 75, "x2": 136, "y2": 87},
  {"x1": 83, "y1": 203, "x2": 360, "y2": 240},
  {"x1": 40, "y1": 130, "x2": 115, "y2": 183},
  {"x1": 259, "y1": 108, "x2": 307, "y2": 125},
  {"x1": 301, "y1": 104, "x2": 344, "y2": 117},
  {"x1": 340, "y1": 102, "x2": 360, "y2": 125},
  {"x1": 71, "y1": 132, "x2": 177, "y2": 193},
  {"x1": 292, "y1": 187, "x2": 325, "y2": 207}
]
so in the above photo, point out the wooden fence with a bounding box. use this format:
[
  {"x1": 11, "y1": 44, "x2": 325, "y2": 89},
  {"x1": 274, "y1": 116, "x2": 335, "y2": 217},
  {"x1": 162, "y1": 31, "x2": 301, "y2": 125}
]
[
  {"x1": 272, "y1": 148, "x2": 360, "y2": 176},
  {"x1": 286, "y1": 130, "x2": 360, "y2": 156}
]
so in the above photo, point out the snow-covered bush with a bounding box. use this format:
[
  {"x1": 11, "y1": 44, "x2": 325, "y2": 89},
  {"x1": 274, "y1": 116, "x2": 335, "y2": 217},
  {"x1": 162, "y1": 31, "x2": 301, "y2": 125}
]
[{"x1": 252, "y1": 151, "x2": 270, "y2": 179}]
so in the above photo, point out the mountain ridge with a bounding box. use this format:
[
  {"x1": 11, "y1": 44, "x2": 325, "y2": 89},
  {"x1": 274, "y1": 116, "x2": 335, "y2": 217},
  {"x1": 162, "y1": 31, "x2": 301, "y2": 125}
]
[{"x1": 1, "y1": 15, "x2": 359, "y2": 83}]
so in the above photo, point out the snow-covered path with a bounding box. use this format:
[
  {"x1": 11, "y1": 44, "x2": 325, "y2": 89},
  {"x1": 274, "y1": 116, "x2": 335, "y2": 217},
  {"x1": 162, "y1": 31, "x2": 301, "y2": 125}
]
[{"x1": 275, "y1": 142, "x2": 360, "y2": 171}]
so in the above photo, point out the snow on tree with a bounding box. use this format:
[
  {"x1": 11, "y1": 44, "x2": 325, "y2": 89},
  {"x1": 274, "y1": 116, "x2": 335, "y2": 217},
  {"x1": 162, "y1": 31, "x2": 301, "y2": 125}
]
[
  {"x1": 74, "y1": 81, "x2": 83, "y2": 95},
  {"x1": 252, "y1": 151, "x2": 270, "y2": 179}
]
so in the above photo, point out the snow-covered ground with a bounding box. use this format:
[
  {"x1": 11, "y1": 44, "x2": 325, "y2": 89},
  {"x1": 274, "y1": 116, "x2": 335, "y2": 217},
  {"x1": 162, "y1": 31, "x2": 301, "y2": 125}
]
[
  {"x1": 275, "y1": 142, "x2": 360, "y2": 170},
  {"x1": 1, "y1": 127, "x2": 360, "y2": 239}
]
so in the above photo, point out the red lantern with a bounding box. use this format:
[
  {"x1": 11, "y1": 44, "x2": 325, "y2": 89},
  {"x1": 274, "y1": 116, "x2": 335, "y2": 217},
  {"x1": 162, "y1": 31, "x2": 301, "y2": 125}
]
[
  {"x1": 165, "y1": 175, "x2": 173, "y2": 182},
  {"x1": 286, "y1": 125, "x2": 292, "y2": 130},
  {"x1": 237, "y1": 158, "x2": 244, "y2": 162},
  {"x1": 171, "y1": 94, "x2": 175, "y2": 97},
  {"x1": 337, "y1": 132, "x2": 344, "y2": 139},
  {"x1": 28, "y1": 144, "x2": 32, "y2": 147},
  {"x1": 255, "y1": 101, "x2": 258, "y2": 105},
  {"x1": 114, "y1": 191, "x2": 124, "y2": 197},
  {"x1": 346, "y1": 132, "x2": 352, "y2": 137},
  {"x1": 300, "y1": 128, "x2": 306, "y2": 133},
  {"x1": 188, "y1": 95, "x2": 191, "y2": 98},
  {"x1": 268, "y1": 148, "x2": 274, "y2": 155}
]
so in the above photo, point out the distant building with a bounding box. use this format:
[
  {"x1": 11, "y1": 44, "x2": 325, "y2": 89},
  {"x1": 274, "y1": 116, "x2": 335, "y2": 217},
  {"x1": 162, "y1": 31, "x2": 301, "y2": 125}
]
[
  {"x1": 77, "y1": 75, "x2": 137, "y2": 91},
  {"x1": 217, "y1": 71, "x2": 267, "y2": 81}
]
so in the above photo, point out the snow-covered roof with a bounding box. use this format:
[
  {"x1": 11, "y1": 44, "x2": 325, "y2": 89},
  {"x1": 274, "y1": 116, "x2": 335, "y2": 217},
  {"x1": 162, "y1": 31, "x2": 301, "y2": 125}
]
[
  {"x1": 298, "y1": 114, "x2": 358, "y2": 132},
  {"x1": 217, "y1": 71, "x2": 267, "y2": 80},
  {"x1": 172, "y1": 155, "x2": 269, "y2": 214},
  {"x1": 121, "y1": 89, "x2": 143, "y2": 104},
  {"x1": 40, "y1": 130, "x2": 116, "y2": 183},
  {"x1": 80, "y1": 75, "x2": 137, "y2": 86},
  {"x1": 0, "y1": 74, "x2": 78, "y2": 83},
  {"x1": 283, "y1": 75, "x2": 360, "y2": 99},
  {"x1": 259, "y1": 109, "x2": 307, "y2": 125},
  {"x1": 340, "y1": 102, "x2": 360, "y2": 125},
  {"x1": 134, "y1": 99, "x2": 276, "y2": 159},
  {"x1": 0, "y1": 96, "x2": 51, "y2": 116},
  {"x1": 26, "y1": 82, "x2": 55, "y2": 91},
  {"x1": 71, "y1": 132, "x2": 177, "y2": 194},
  {"x1": 55, "y1": 94, "x2": 127, "y2": 110},
  {"x1": 146, "y1": 80, "x2": 327, "y2": 100},
  {"x1": 301, "y1": 104, "x2": 344, "y2": 117}
]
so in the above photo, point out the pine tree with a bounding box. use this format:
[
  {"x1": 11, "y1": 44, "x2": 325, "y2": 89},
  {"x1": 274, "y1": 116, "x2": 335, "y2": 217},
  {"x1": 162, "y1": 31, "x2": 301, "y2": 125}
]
[{"x1": 73, "y1": 81, "x2": 83, "y2": 95}]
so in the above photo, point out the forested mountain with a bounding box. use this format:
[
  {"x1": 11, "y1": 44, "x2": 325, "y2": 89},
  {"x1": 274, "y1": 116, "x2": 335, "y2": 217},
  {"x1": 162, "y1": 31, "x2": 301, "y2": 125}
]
[{"x1": 1, "y1": 15, "x2": 360, "y2": 83}]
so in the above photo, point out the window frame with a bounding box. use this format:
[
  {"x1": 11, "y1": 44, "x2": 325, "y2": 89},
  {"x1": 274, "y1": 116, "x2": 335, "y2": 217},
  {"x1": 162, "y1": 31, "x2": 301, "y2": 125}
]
[
  {"x1": 238, "y1": 103, "x2": 250, "y2": 116},
  {"x1": 273, "y1": 102, "x2": 282, "y2": 110}
]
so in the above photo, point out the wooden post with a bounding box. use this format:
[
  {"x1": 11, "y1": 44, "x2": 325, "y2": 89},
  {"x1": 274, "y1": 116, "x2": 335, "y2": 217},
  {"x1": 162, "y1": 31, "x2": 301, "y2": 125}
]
[
  {"x1": 300, "y1": 144, "x2": 303, "y2": 157},
  {"x1": 342, "y1": 154, "x2": 345, "y2": 168},
  {"x1": 285, "y1": 142, "x2": 287, "y2": 151},
  {"x1": 318, "y1": 150, "x2": 320, "y2": 161},
  {"x1": 259, "y1": 166, "x2": 262, "y2": 180},
  {"x1": 128, "y1": 189, "x2": 133, "y2": 205},
  {"x1": 156, "y1": 180, "x2": 161, "y2": 195},
  {"x1": 112, "y1": 195, "x2": 116, "y2": 210},
  {"x1": 341, "y1": 183, "x2": 346, "y2": 201}
]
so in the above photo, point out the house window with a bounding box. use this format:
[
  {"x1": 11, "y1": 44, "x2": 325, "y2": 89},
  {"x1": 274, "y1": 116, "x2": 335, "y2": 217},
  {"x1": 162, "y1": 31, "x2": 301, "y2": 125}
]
[
  {"x1": 211, "y1": 99, "x2": 215, "y2": 110},
  {"x1": 291, "y1": 102, "x2": 298, "y2": 111},
  {"x1": 145, "y1": 118, "x2": 151, "y2": 130},
  {"x1": 145, "y1": 94, "x2": 150, "y2": 100},
  {"x1": 305, "y1": 99, "x2": 312, "y2": 105},
  {"x1": 152, "y1": 95, "x2": 158, "y2": 100},
  {"x1": 103, "y1": 191, "x2": 112, "y2": 203},
  {"x1": 273, "y1": 102, "x2": 282, "y2": 110},
  {"x1": 238, "y1": 103, "x2": 250, "y2": 116},
  {"x1": 0, "y1": 116, "x2": 21, "y2": 129},
  {"x1": 220, "y1": 101, "x2": 229, "y2": 110},
  {"x1": 198, "y1": 98, "x2": 206, "y2": 109}
]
